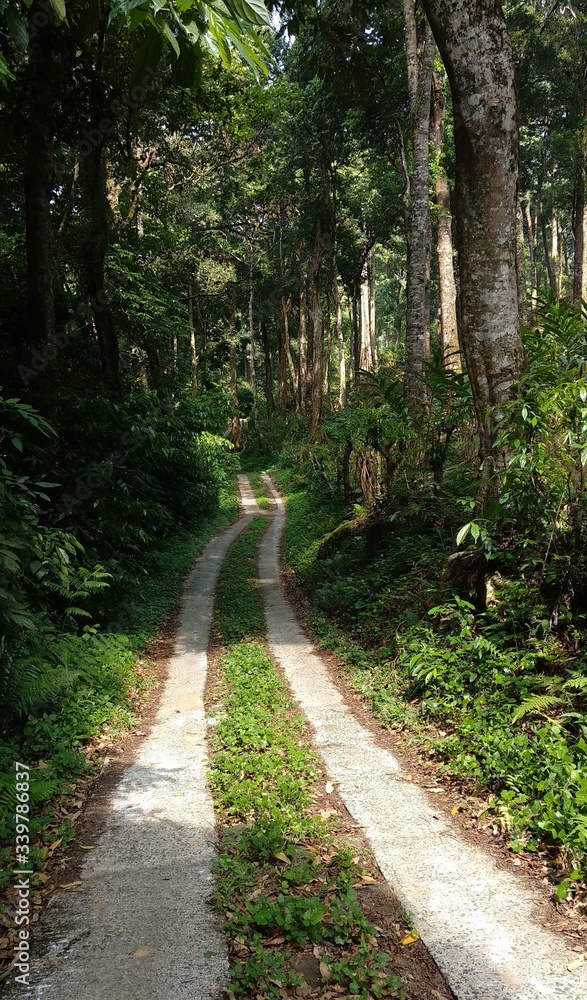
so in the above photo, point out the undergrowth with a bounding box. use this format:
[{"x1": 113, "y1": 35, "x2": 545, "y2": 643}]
[
  {"x1": 0, "y1": 487, "x2": 240, "y2": 898},
  {"x1": 208, "y1": 518, "x2": 404, "y2": 999}
]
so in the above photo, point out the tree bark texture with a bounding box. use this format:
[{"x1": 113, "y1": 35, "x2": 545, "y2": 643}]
[
  {"x1": 574, "y1": 135, "x2": 587, "y2": 304},
  {"x1": 431, "y1": 70, "x2": 460, "y2": 370},
  {"x1": 422, "y1": 0, "x2": 526, "y2": 478},
  {"x1": 229, "y1": 286, "x2": 241, "y2": 448},
  {"x1": 298, "y1": 276, "x2": 308, "y2": 412},
  {"x1": 24, "y1": 1, "x2": 58, "y2": 344},
  {"x1": 402, "y1": 1, "x2": 434, "y2": 407},
  {"x1": 81, "y1": 142, "x2": 120, "y2": 394}
]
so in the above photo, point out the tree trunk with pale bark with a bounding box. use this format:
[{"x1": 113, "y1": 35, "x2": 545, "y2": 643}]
[
  {"x1": 402, "y1": 0, "x2": 434, "y2": 407},
  {"x1": 431, "y1": 69, "x2": 460, "y2": 370},
  {"x1": 574, "y1": 135, "x2": 587, "y2": 304},
  {"x1": 422, "y1": 0, "x2": 525, "y2": 484}
]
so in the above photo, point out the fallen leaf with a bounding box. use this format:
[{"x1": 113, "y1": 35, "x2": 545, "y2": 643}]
[
  {"x1": 399, "y1": 931, "x2": 419, "y2": 946},
  {"x1": 325, "y1": 782, "x2": 334, "y2": 794},
  {"x1": 273, "y1": 852, "x2": 289, "y2": 864},
  {"x1": 320, "y1": 961, "x2": 331, "y2": 981},
  {"x1": 60, "y1": 881, "x2": 82, "y2": 890},
  {"x1": 132, "y1": 949, "x2": 151, "y2": 958},
  {"x1": 568, "y1": 957, "x2": 584, "y2": 972},
  {"x1": 78, "y1": 845, "x2": 95, "y2": 850}
]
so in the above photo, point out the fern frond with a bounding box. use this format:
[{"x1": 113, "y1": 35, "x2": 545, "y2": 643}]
[
  {"x1": 562, "y1": 675, "x2": 587, "y2": 691},
  {"x1": 512, "y1": 694, "x2": 565, "y2": 723}
]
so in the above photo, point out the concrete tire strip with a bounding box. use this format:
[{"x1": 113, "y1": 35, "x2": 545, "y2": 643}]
[
  {"x1": 259, "y1": 473, "x2": 587, "y2": 1000},
  {"x1": 7, "y1": 478, "x2": 261, "y2": 1000}
]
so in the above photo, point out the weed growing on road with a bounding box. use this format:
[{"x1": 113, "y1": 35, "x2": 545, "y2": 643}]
[{"x1": 208, "y1": 519, "x2": 404, "y2": 999}]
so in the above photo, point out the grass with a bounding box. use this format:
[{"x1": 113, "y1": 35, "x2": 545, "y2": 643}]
[
  {"x1": 0, "y1": 486, "x2": 240, "y2": 919},
  {"x1": 268, "y1": 463, "x2": 587, "y2": 900},
  {"x1": 208, "y1": 518, "x2": 404, "y2": 999}
]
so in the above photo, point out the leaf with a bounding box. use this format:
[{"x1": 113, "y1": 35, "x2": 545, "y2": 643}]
[
  {"x1": 325, "y1": 781, "x2": 334, "y2": 794},
  {"x1": 456, "y1": 522, "x2": 471, "y2": 546},
  {"x1": 567, "y1": 957, "x2": 584, "y2": 972},
  {"x1": 171, "y1": 35, "x2": 202, "y2": 89},
  {"x1": 130, "y1": 26, "x2": 163, "y2": 89},
  {"x1": 273, "y1": 852, "x2": 289, "y2": 864},
  {"x1": 158, "y1": 19, "x2": 180, "y2": 58},
  {"x1": 48, "y1": 0, "x2": 67, "y2": 21},
  {"x1": 79, "y1": 845, "x2": 96, "y2": 850},
  {"x1": 234, "y1": 0, "x2": 270, "y2": 26},
  {"x1": 5, "y1": 7, "x2": 28, "y2": 50},
  {"x1": 399, "y1": 930, "x2": 419, "y2": 945},
  {"x1": 60, "y1": 881, "x2": 82, "y2": 889}
]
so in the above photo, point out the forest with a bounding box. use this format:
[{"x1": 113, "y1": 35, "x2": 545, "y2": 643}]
[{"x1": 2, "y1": 0, "x2": 587, "y2": 996}]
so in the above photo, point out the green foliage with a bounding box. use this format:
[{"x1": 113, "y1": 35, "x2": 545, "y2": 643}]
[{"x1": 273, "y1": 443, "x2": 587, "y2": 886}]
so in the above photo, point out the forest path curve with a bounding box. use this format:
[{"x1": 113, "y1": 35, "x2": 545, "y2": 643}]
[
  {"x1": 259, "y1": 474, "x2": 587, "y2": 1000},
  {"x1": 8, "y1": 481, "x2": 259, "y2": 1000}
]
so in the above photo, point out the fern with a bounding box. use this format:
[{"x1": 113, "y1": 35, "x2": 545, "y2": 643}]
[
  {"x1": 562, "y1": 675, "x2": 587, "y2": 692},
  {"x1": 512, "y1": 694, "x2": 565, "y2": 723}
]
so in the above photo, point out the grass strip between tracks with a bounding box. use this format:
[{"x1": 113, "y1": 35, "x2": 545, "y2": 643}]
[{"x1": 207, "y1": 517, "x2": 405, "y2": 1000}]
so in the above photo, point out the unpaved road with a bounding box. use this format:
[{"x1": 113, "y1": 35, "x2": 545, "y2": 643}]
[{"x1": 7, "y1": 474, "x2": 587, "y2": 1000}]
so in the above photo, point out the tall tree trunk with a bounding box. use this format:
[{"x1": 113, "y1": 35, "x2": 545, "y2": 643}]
[
  {"x1": 402, "y1": 1, "x2": 434, "y2": 407},
  {"x1": 359, "y1": 269, "x2": 372, "y2": 370},
  {"x1": 334, "y1": 275, "x2": 346, "y2": 408},
  {"x1": 351, "y1": 284, "x2": 360, "y2": 379},
  {"x1": 368, "y1": 248, "x2": 378, "y2": 370},
  {"x1": 540, "y1": 206, "x2": 556, "y2": 297},
  {"x1": 308, "y1": 238, "x2": 325, "y2": 434},
  {"x1": 188, "y1": 281, "x2": 198, "y2": 397},
  {"x1": 277, "y1": 303, "x2": 288, "y2": 412},
  {"x1": 551, "y1": 207, "x2": 560, "y2": 299},
  {"x1": 422, "y1": 0, "x2": 525, "y2": 484},
  {"x1": 323, "y1": 291, "x2": 332, "y2": 397},
  {"x1": 261, "y1": 317, "x2": 275, "y2": 417},
  {"x1": 431, "y1": 70, "x2": 460, "y2": 370},
  {"x1": 229, "y1": 286, "x2": 241, "y2": 449},
  {"x1": 573, "y1": 136, "x2": 587, "y2": 304},
  {"x1": 282, "y1": 293, "x2": 298, "y2": 407},
  {"x1": 523, "y1": 197, "x2": 538, "y2": 317},
  {"x1": 298, "y1": 276, "x2": 308, "y2": 413},
  {"x1": 81, "y1": 142, "x2": 120, "y2": 394},
  {"x1": 24, "y1": 1, "x2": 57, "y2": 344},
  {"x1": 249, "y1": 269, "x2": 258, "y2": 424},
  {"x1": 515, "y1": 203, "x2": 527, "y2": 325}
]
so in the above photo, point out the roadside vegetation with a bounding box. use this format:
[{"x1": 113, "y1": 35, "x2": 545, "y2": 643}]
[
  {"x1": 0, "y1": 389, "x2": 238, "y2": 964},
  {"x1": 208, "y1": 518, "x2": 414, "y2": 999},
  {"x1": 236, "y1": 303, "x2": 587, "y2": 908}
]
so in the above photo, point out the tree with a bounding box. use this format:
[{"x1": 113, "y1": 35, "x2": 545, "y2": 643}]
[
  {"x1": 422, "y1": 0, "x2": 525, "y2": 484},
  {"x1": 402, "y1": 0, "x2": 434, "y2": 409}
]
